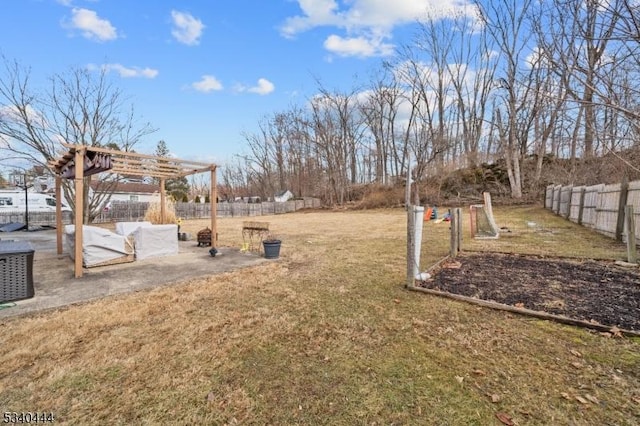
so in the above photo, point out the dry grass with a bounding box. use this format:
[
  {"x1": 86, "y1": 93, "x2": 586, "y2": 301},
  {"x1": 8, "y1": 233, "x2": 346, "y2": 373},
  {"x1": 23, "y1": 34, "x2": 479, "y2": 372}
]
[
  {"x1": 463, "y1": 205, "x2": 631, "y2": 260},
  {"x1": 144, "y1": 198, "x2": 177, "y2": 224},
  {"x1": 0, "y1": 206, "x2": 638, "y2": 424}
]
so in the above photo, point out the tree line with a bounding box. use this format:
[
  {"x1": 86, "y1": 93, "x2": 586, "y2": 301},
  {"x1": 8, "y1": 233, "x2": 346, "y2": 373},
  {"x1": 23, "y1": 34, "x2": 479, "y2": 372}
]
[{"x1": 222, "y1": 0, "x2": 640, "y2": 203}]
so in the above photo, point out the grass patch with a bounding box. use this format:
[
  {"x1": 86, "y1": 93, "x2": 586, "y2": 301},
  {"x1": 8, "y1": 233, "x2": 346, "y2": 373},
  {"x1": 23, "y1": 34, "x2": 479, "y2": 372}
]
[
  {"x1": 463, "y1": 205, "x2": 629, "y2": 260},
  {"x1": 0, "y1": 206, "x2": 638, "y2": 424}
]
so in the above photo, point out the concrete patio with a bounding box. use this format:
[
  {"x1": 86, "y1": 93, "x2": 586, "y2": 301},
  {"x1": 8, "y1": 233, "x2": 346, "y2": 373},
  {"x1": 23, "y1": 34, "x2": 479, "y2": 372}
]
[{"x1": 0, "y1": 229, "x2": 267, "y2": 319}]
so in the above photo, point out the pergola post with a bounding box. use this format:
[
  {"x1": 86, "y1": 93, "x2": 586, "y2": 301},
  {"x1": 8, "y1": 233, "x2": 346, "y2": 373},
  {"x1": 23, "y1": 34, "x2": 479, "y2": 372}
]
[
  {"x1": 73, "y1": 148, "x2": 85, "y2": 278},
  {"x1": 55, "y1": 175, "x2": 63, "y2": 255},
  {"x1": 210, "y1": 166, "x2": 217, "y2": 246},
  {"x1": 160, "y1": 178, "x2": 166, "y2": 224}
]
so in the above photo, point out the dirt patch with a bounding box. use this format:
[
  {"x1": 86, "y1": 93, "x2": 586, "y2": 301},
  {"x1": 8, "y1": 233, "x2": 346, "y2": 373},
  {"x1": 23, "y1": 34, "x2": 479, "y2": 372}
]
[{"x1": 418, "y1": 253, "x2": 640, "y2": 332}]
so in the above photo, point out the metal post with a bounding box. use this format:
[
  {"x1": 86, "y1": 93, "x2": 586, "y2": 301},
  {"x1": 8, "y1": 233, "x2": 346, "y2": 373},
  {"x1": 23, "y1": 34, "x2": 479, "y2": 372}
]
[{"x1": 24, "y1": 176, "x2": 29, "y2": 231}]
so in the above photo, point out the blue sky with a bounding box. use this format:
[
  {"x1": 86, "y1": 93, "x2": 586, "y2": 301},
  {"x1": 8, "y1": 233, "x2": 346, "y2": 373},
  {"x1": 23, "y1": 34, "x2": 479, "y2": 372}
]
[{"x1": 0, "y1": 0, "x2": 476, "y2": 166}]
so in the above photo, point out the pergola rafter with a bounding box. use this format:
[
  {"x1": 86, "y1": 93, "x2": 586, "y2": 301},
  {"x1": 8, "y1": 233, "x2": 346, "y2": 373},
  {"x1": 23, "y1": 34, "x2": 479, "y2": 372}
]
[{"x1": 48, "y1": 143, "x2": 218, "y2": 278}]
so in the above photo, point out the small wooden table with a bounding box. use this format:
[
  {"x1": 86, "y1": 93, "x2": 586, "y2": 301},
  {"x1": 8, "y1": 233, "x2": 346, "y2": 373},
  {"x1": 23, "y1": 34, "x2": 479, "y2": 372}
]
[{"x1": 242, "y1": 221, "x2": 269, "y2": 252}]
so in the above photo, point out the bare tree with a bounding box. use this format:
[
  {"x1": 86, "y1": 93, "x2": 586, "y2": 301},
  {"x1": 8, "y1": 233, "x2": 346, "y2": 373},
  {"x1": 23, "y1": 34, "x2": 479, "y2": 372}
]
[
  {"x1": 281, "y1": 106, "x2": 321, "y2": 197},
  {"x1": 393, "y1": 34, "x2": 458, "y2": 203},
  {"x1": 268, "y1": 112, "x2": 289, "y2": 191},
  {"x1": 477, "y1": 0, "x2": 538, "y2": 198},
  {"x1": 188, "y1": 173, "x2": 210, "y2": 202},
  {"x1": 241, "y1": 122, "x2": 276, "y2": 199},
  {"x1": 358, "y1": 68, "x2": 402, "y2": 185},
  {"x1": 308, "y1": 94, "x2": 345, "y2": 204},
  {"x1": 307, "y1": 85, "x2": 367, "y2": 204},
  {"x1": 219, "y1": 157, "x2": 250, "y2": 201},
  {"x1": 529, "y1": 61, "x2": 569, "y2": 186},
  {"x1": 444, "y1": 10, "x2": 498, "y2": 167},
  {"x1": 0, "y1": 58, "x2": 156, "y2": 222},
  {"x1": 535, "y1": 0, "x2": 625, "y2": 160}
]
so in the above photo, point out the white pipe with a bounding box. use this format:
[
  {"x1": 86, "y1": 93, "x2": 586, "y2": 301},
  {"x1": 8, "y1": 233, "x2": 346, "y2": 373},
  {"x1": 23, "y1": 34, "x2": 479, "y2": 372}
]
[{"x1": 413, "y1": 206, "x2": 424, "y2": 279}]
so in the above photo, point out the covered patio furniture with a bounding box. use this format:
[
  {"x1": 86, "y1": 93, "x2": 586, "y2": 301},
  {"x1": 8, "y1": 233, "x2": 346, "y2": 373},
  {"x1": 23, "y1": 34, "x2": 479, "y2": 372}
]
[
  {"x1": 132, "y1": 224, "x2": 179, "y2": 260},
  {"x1": 65, "y1": 225, "x2": 134, "y2": 268}
]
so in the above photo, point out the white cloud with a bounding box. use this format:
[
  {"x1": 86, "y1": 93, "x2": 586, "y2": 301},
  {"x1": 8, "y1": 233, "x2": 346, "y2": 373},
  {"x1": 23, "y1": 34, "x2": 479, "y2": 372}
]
[
  {"x1": 324, "y1": 34, "x2": 393, "y2": 57},
  {"x1": 192, "y1": 75, "x2": 223, "y2": 93},
  {"x1": 280, "y1": 0, "x2": 341, "y2": 37},
  {"x1": 171, "y1": 10, "x2": 205, "y2": 45},
  {"x1": 89, "y1": 63, "x2": 159, "y2": 79},
  {"x1": 281, "y1": 0, "x2": 479, "y2": 58},
  {"x1": 248, "y1": 78, "x2": 275, "y2": 95},
  {"x1": 282, "y1": 0, "x2": 477, "y2": 34},
  {"x1": 65, "y1": 8, "x2": 118, "y2": 42},
  {"x1": 0, "y1": 104, "x2": 45, "y2": 130},
  {"x1": 234, "y1": 78, "x2": 276, "y2": 95}
]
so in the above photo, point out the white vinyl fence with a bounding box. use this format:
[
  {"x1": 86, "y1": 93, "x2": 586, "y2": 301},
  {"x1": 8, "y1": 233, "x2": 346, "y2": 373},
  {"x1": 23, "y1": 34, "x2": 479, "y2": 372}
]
[{"x1": 545, "y1": 181, "x2": 640, "y2": 244}]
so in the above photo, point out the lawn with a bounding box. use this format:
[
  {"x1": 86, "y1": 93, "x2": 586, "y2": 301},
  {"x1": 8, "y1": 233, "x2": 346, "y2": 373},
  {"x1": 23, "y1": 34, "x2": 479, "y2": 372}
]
[{"x1": 0, "y1": 205, "x2": 638, "y2": 425}]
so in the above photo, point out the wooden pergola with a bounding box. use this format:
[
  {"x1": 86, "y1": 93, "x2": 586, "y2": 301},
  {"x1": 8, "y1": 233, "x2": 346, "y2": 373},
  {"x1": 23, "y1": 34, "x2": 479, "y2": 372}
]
[{"x1": 48, "y1": 143, "x2": 218, "y2": 278}]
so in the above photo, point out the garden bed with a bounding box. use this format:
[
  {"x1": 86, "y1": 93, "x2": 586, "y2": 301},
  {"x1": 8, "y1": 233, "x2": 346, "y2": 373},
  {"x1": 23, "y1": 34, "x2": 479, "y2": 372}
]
[{"x1": 417, "y1": 252, "x2": 640, "y2": 333}]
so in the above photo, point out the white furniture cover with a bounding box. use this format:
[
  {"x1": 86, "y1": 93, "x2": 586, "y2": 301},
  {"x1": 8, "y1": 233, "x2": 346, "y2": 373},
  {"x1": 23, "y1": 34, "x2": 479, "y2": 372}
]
[
  {"x1": 65, "y1": 225, "x2": 134, "y2": 267},
  {"x1": 132, "y1": 224, "x2": 178, "y2": 260},
  {"x1": 115, "y1": 221, "x2": 152, "y2": 236}
]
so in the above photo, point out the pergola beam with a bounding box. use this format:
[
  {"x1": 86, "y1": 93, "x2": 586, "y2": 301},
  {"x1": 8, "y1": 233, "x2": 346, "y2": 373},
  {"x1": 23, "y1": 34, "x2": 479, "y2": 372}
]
[
  {"x1": 58, "y1": 143, "x2": 211, "y2": 166},
  {"x1": 178, "y1": 166, "x2": 217, "y2": 178},
  {"x1": 111, "y1": 158, "x2": 183, "y2": 170},
  {"x1": 109, "y1": 167, "x2": 177, "y2": 178}
]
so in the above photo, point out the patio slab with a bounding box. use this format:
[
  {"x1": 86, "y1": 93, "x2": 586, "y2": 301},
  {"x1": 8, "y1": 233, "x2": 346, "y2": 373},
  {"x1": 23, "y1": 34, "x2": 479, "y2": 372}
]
[{"x1": 0, "y1": 229, "x2": 267, "y2": 319}]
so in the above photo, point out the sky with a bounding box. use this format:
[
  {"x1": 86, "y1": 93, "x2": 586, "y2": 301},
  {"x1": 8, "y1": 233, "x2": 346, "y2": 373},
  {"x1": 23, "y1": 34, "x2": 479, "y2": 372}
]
[{"x1": 0, "y1": 0, "x2": 477, "y2": 166}]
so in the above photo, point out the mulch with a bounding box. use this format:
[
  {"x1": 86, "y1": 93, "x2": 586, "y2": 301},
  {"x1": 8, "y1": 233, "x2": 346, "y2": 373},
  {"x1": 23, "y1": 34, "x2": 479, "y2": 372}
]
[{"x1": 417, "y1": 252, "x2": 640, "y2": 332}]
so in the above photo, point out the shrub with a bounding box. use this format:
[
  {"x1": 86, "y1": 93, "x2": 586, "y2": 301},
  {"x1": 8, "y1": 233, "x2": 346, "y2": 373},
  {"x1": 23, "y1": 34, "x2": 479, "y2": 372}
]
[
  {"x1": 144, "y1": 198, "x2": 177, "y2": 224},
  {"x1": 356, "y1": 185, "x2": 405, "y2": 209}
]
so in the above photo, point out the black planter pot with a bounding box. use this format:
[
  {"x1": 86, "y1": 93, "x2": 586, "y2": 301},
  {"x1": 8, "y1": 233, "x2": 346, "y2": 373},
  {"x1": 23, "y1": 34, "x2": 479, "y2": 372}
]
[{"x1": 263, "y1": 240, "x2": 281, "y2": 259}]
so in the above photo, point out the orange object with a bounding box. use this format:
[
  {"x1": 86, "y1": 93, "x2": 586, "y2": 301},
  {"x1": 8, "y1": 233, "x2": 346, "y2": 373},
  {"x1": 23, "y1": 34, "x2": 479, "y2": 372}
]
[{"x1": 424, "y1": 207, "x2": 433, "y2": 221}]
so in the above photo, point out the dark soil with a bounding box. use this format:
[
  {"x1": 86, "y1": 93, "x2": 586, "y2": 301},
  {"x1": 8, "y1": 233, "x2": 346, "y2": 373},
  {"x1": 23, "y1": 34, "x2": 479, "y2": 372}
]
[{"x1": 418, "y1": 253, "x2": 640, "y2": 332}]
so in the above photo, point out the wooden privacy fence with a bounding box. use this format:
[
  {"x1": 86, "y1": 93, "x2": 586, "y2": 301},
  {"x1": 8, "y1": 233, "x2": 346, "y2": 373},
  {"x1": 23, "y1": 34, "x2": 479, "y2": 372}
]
[
  {"x1": 0, "y1": 198, "x2": 321, "y2": 226},
  {"x1": 545, "y1": 181, "x2": 640, "y2": 245},
  {"x1": 0, "y1": 211, "x2": 73, "y2": 227}
]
